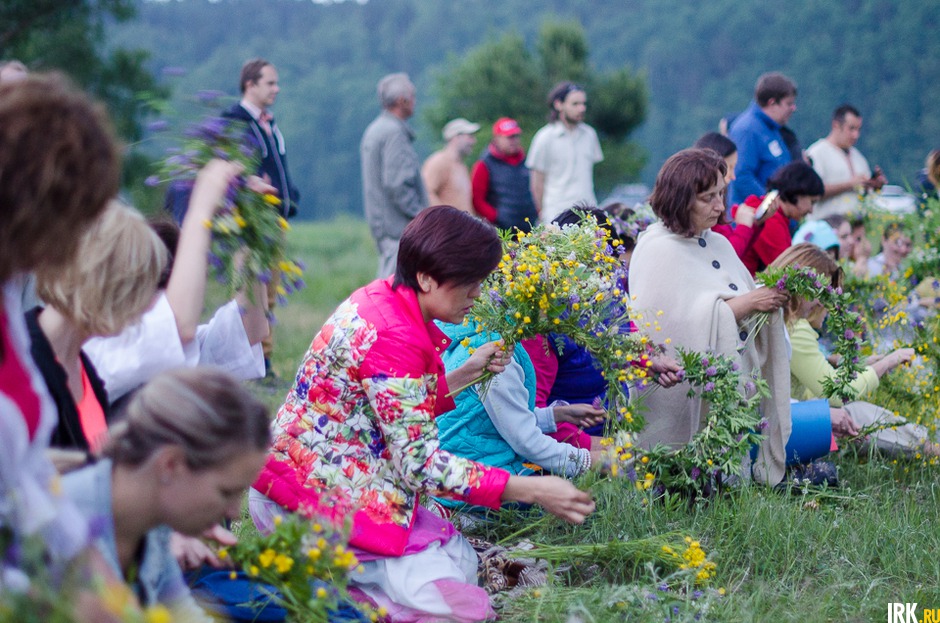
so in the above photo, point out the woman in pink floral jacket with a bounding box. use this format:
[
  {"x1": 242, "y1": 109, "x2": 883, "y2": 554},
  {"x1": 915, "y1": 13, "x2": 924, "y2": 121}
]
[{"x1": 251, "y1": 206, "x2": 594, "y2": 622}]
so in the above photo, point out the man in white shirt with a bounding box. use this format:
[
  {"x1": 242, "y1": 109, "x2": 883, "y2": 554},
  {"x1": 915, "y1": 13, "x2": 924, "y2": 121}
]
[
  {"x1": 526, "y1": 82, "x2": 603, "y2": 224},
  {"x1": 806, "y1": 104, "x2": 886, "y2": 219}
]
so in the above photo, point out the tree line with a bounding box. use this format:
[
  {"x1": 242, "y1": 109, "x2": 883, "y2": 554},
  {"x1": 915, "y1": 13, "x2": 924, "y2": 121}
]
[{"x1": 8, "y1": 0, "x2": 937, "y2": 219}]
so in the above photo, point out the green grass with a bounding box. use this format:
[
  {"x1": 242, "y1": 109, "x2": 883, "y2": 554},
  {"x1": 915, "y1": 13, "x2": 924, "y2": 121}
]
[{"x1": 236, "y1": 218, "x2": 940, "y2": 622}]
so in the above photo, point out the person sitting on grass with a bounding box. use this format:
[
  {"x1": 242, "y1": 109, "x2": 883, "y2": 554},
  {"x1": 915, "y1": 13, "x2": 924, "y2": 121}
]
[
  {"x1": 437, "y1": 321, "x2": 606, "y2": 480},
  {"x1": 0, "y1": 74, "x2": 125, "y2": 616},
  {"x1": 28, "y1": 202, "x2": 166, "y2": 457},
  {"x1": 250, "y1": 206, "x2": 594, "y2": 623},
  {"x1": 629, "y1": 148, "x2": 792, "y2": 486},
  {"x1": 62, "y1": 367, "x2": 271, "y2": 622},
  {"x1": 771, "y1": 243, "x2": 938, "y2": 457},
  {"x1": 865, "y1": 221, "x2": 913, "y2": 279},
  {"x1": 84, "y1": 160, "x2": 270, "y2": 409},
  {"x1": 738, "y1": 161, "x2": 824, "y2": 275}
]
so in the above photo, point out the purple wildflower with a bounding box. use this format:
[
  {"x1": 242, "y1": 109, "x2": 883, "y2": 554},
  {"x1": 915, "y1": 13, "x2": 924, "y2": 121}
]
[
  {"x1": 776, "y1": 278, "x2": 786, "y2": 291},
  {"x1": 144, "y1": 175, "x2": 161, "y2": 187},
  {"x1": 185, "y1": 116, "x2": 229, "y2": 142},
  {"x1": 731, "y1": 361, "x2": 740, "y2": 371},
  {"x1": 745, "y1": 380, "x2": 756, "y2": 393},
  {"x1": 207, "y1": 252, "x2": 224, "y2": 269},
  {"x1": 146, "y1": 119, "x2": 170, "y2": 133},
  {"x1": 705, "y1": 366, "x2": 717, "y2": 377},
  {"x1": 701, "y1": 357, "x2": 710, "y2": 367},
  {"x1": 704, "y1": 382, "x2": 715, "y2": 392},
  {"x1": 844, "y1": 329, "x2": 855, "y2": 340},
  {"x1": 591, "y1": 396, "x2": 603, "y2": 410},
  {"x1": 757, "y1": 418, "x2": 769, "y2": 431},
  {"x1": 690, "y1": 467, "x2": 701, "y2": 480},
  {"x1": 195, "y1": 89, "x2": 226, "y2": 103}
]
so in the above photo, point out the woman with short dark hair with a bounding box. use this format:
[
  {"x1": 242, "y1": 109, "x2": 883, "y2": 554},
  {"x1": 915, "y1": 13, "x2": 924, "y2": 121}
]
[
  {"x1": 629, "y1": 148, "x2": 792, "y2": 486},
  {"x1": 251, "y1": 205, "x2": 594, "y2": 622}
]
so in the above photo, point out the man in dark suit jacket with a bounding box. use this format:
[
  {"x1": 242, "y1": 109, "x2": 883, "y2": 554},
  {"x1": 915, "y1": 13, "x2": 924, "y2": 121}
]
[
  {"x1": 222, "y1": 58, "x2": 299, "y2": 218},
  {"x1": 222, "y1": 59, "x2": 300, "y2": 378}
]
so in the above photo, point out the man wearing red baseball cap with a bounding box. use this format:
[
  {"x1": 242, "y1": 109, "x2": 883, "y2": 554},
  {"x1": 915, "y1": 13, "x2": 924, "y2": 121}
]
[{"x1": 470, "y1": 117, "x2": 539, "y2": 233}]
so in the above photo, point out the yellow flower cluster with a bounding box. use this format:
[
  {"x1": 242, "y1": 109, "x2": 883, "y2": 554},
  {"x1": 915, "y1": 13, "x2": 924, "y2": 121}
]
[
  {"x1": 661, "y1": 537, "x2": 717, "y2": 583},
  {"x1": 230, "y1": 512, "x2": 377, "y2": 621}
]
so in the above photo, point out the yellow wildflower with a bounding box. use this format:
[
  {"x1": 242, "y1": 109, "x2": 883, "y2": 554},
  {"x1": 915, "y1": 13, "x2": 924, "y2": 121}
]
[
  {"x1": 274, "y1": 553, "x2": 294, "y2": 574},
  {"x1": 144, "y1": 605, "x2": 172, "y2": 623},
  {"x1": 258, "y1": 548, "x2": 276, "y2": 568}
]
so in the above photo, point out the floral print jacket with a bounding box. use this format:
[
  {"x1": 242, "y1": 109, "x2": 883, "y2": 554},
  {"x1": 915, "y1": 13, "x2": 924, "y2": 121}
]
[{"x1": 253, "y1": 278, "x2": 509, "y2": 556}]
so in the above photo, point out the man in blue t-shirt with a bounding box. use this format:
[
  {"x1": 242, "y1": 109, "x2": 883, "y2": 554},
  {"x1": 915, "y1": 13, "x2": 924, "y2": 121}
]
[{"x1": 728, "y1": 72, "x2": 798, "y2": 205}]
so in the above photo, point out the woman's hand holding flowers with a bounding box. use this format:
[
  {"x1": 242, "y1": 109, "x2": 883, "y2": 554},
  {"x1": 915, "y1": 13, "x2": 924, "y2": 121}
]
[
  {"x1": 829, "y1": 407, "x2": 860, "y2": 438},
  {"x1": 726, "y1": 286, "x2": 788, "y2": 322},
  {"x1": 445, "y1": 340, "x2": 513, "y2": 397},
  {"x1": 650, "y1": 353, "x2": 683, "y2": 387}
]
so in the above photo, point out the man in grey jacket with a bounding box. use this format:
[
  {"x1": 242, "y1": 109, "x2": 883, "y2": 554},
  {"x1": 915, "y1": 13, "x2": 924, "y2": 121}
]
[{"x1": 360, "y1": 73, "x2": 428, "y2": 278}]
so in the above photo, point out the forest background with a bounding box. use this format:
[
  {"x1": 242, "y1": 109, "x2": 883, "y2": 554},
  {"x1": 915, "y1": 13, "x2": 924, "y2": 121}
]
[{"x1": 4, "y1": 0, "x2": 939, "y2": 219}]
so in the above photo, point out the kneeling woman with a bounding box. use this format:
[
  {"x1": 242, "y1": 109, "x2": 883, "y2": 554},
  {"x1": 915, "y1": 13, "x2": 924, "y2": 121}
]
[
  {"x1": 250, "y1": 206, "x2": 594, "y2": 623},
  {"x1": 62, "y1": 368, "x2": 270, "y2": 621},
  {"x1": 438, "y1": 322, "x2": 604, "y2": 479},
  {"x1": 629, "y1": 148, "x2": 792, "y2": 485},
  {"x1": 771, "y1": 243, "x2": 938, "y2": 457}
]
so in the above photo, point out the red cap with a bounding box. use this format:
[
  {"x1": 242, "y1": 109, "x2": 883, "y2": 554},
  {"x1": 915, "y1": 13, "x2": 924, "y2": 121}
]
[{"x1": 493, "y1": 117, "x2": 522, "y2": 137}]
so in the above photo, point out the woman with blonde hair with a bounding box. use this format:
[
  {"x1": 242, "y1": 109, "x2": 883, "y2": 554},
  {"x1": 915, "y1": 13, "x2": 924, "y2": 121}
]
[
  {"x1": 62, "y1": 367, "x2": 271, "y2": 620},
  {"x1": 28, "y1": 201, "x2": 166, "y2": 455},
  {"x1": 771, "y1": 243, "x2": 937, "y2": 457}
]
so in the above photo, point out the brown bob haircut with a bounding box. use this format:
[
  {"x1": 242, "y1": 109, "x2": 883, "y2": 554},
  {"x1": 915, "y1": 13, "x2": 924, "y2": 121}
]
[
  {"x1": 649, "y1": 148, "x2": 727, "y2": 238},
  {"x1": 0, "y1": 73, "x2": 121, "y2": 284},
  {"x1": 239, "y1": 58, "x2": 272, "y2": 93},
  {"x1": 394, "y1": 205, "x2": 502, "y2": 291},
  {"x1": 769, "y1": 242, "x2": 843, "y2": 326}
]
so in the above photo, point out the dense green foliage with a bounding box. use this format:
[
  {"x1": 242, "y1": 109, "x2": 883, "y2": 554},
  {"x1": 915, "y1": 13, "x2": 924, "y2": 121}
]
[
  {"x1": 1, "y1": 0, "x2": 168, "y2": 195},
  {"x1": 425, "y1": 22, "x2": 648, "y2": 192},
  {"x1": 111, "y1": 0, "x2": 940, "y2": 219}
]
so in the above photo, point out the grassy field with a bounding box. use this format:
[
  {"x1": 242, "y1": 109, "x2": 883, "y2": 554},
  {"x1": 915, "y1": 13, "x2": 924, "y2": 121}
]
[{"x1": 239, "y1": 218, "x2": 940, "y2": 622}]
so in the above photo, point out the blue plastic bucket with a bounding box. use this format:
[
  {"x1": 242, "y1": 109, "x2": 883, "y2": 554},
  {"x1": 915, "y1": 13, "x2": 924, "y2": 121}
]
[{"x1": 785, "y1": 399, "x2": 833, "y2": 465}]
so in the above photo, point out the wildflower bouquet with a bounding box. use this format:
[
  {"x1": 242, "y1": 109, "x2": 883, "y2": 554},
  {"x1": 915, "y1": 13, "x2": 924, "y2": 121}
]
[
  {"x1": 508, "y1": 533, "x2": 716, "y2": 584},
  {"x1": 468, "y1": 218, "x2": 658, "y2": 429},
  {"x1": 632, "y1": 349, "x2": 769, "y2": 497},
  {"x1": 227, "y1": 513, "x2": 382, "y2": 623},
  {"x1": 0, "y1": 529, "x2": 170, "y2": 623},
  {"x1": 757, "y1": 264, "x2": 866, "y2": 403},
  {"x1": 153, "y1": 116, "x2": 304, "y2": 303}
]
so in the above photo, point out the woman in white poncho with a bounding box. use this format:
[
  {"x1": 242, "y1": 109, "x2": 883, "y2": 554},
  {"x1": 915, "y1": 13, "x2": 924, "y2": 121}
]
[{"x1": 628, "y1": 148, "x2": 792, "y2": 485}]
